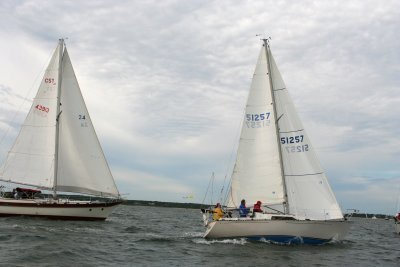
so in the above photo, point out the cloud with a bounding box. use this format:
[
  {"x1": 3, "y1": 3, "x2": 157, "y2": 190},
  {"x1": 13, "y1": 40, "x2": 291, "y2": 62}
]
[{"x1": 335, "y1": 176, "x2": 400, "y2": 215}]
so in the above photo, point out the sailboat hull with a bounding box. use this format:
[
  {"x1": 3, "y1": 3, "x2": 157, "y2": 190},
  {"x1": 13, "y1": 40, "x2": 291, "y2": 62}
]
[
  {"x1": 0, "y1": 198, "x2": 121, "y2": 220},
  {"x1": 205, "y1": 218, "x2": 351, "y2": 244}
]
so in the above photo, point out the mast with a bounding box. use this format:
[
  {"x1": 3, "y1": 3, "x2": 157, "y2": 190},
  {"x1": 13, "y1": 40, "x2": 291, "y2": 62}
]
[
  {"x1": 263, "y1": 38, "x2": 289, "y2": 214},
  {"x1": 53, "y1": 38, "x2": 64, "y2": 199}
]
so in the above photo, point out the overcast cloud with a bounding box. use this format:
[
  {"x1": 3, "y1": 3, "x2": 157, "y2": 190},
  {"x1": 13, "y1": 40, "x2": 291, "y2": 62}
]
[{"x1": 0, "y1": 0, "x2": 399, "y2": 214}]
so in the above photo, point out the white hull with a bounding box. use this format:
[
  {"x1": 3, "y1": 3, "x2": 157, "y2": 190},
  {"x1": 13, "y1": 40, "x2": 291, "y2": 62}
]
[
  {"x1": 0, "y1": 198, "x2": 121, "y2": 220},
  {"x1": 205, "y1": 217, "x2": 351, "y2": 244},
  {"x1": 395, "y1": 221, "x2": 400, "y2": 234}
]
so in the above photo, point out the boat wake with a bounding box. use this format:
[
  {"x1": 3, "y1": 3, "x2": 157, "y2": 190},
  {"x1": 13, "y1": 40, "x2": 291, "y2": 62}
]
[
  {"x1": 193, "y1": 238, "x2": 248, "y2": 245},
  {"x1": 182, "y1": 231, "x2": 203, "y2": 238}
]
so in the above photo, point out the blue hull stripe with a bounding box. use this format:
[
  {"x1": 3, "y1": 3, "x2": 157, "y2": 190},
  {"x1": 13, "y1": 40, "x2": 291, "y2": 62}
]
[{"x1": 247, "y1": 235, "x2": 330, "y2": 245}]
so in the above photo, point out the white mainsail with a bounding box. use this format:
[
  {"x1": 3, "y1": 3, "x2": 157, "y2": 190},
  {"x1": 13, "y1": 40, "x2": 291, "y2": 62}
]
[
  {"x1": 0, "y1": 40, "x2": 119, "y2": 198},
  {"x1": 0, "y1": 44, "x2": 61, "y2": 188},
  {"x1": 227, "y1": 41, "x2": 343, "y2": 220},
  {"x1": 227, "y1": 47, "x2": 285, "y2": 208}
]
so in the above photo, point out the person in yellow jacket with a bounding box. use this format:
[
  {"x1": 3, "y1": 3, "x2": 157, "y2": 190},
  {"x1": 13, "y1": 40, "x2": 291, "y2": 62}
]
[{"x1": 212, "y1": 203, "x2": 224, "y2": 220}]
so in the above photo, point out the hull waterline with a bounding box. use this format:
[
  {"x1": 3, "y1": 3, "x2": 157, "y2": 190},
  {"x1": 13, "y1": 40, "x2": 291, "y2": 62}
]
[
  {"x1": 204, "y1": 218, "x2": 351, "y2": 245},
  {"x1": 0, "y1": 198, "x2": 122, "y2": 220}
]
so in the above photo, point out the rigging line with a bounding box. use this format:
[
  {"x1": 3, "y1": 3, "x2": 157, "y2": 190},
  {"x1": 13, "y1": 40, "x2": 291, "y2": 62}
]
[
  {"x1": 201, "y1": 172, "x2": 214, "y2": 205},
  {"x1": 224, "y1": 106, "x2": 245, "y2": 177},
  {"x1": 211, "y1": 172, "x2": 214, "y2": 205},
  {"x1": 0, "y1": 49, "x2": 55, "y2": 148},
  {"x1": 220, "y1": 105, "x2": 246, "y2": 204},
  {"x1": 223, "y1": 175, "x2": 234, "y2": 207},
  {"x1": 396, "y1": 184, "x2": 400, "y2": 212}
]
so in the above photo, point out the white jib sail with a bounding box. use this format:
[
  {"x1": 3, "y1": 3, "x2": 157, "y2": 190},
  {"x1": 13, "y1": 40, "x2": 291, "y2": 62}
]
[
  {"x1": 0, "y1": 44, "x2": 61, "y2": 189},
  {"x1": 268, "y1": 48, "x2": 343, "y2": 220},
  {"x1": 56, "y1": 48, "x2": 119, "y2": 198},
  {"x1": 227, "y1": 46, "x2": 285, "y2": 208}
]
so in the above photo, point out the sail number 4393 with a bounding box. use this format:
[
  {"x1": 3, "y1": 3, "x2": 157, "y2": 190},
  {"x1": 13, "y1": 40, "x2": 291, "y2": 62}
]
[{"x1": 35, "y1": 104, "x2": 49, "y2": 113}]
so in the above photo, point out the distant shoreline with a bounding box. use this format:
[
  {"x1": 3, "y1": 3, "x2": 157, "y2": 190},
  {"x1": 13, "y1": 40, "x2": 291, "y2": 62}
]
[
  {"x1": 16, "y1": 193, "x2": 395, "y2": 216},
  {"x1": 123, "y1": 200, "x2": 395, "y2": 218},
  {"x1": 122, "y1": 199, "x2": 205, "y2": 209}
]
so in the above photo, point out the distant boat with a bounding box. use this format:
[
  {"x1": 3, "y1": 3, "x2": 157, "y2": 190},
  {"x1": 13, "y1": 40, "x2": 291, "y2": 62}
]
[
  {"x1": 372, "y1": 216, "x2": 377, "y2": 219},
  {"x1": 201, "y1": 39, "x2": 351, "y2": 244},
  {"x1": 0, "y1": 39, "x2": 121, "y2": 220}
]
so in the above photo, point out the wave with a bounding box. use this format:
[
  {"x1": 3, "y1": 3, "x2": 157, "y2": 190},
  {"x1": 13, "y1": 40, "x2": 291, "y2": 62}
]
[{"x1": 193, "y1": 238, "x2": 248, "y2": 245}]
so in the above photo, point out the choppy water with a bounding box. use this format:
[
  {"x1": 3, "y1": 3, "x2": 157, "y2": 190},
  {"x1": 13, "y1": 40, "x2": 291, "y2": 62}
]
[{"x1": 1, "y1": 205, "x2": 399, "y2": 266}]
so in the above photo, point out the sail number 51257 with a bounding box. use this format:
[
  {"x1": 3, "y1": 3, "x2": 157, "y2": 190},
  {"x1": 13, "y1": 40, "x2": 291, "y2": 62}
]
[
  {"x1": 280, "y1": 135, "x2": 304, "y2": 144},
  {"x1": 246, "y1": 112, "x2": 270, "y2": 121}
]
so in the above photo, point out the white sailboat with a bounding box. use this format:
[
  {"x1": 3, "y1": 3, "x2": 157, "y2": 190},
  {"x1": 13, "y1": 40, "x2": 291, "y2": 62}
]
[
  {"x1": 202, "y1": 39, "x2": 351, "y2": 244},
  {"x1": 0, "y1": 39, "x2": 121, "y2": 220}
]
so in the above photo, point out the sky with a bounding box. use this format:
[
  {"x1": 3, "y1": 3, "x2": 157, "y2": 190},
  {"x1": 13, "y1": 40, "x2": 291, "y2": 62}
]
[{"x1": 0, "y1": 0, "x2": 399, "y2": 215}]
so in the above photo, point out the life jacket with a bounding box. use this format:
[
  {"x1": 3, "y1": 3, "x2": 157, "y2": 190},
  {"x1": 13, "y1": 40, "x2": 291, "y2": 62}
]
[
  {"x1": 239, "y1": 204, "x2": 249, "y2": 216},
  {"x1": 213, "y1": 207, "x2": 224, "y2": 220},
  {"x1": 253, "y1": 203, "x2": 262, "y2": 212}
]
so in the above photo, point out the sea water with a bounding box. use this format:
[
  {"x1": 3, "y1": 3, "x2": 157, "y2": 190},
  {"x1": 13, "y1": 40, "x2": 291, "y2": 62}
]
[{"x1": 1, "y1": 205, "x2": 399, "y2": 266}]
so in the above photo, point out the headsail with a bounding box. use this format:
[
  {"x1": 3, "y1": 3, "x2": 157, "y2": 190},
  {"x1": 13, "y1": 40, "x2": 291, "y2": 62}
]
[
  {"x1": 268, "y1": 47, "x2": 343, "y2": 220},
  {"x1": 56, "y1": 48, "x2": 119, "y2": 197}
]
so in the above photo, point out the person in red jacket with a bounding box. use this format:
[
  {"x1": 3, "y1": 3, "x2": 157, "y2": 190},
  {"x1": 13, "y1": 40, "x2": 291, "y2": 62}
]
[{"x1": 253, "y1": 200, "x2": 263, "y2": 213}]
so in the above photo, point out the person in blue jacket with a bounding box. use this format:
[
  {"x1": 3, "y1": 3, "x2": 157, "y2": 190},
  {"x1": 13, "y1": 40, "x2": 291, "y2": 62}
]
[{"x1": 239, "y1": 199, "x2": 249, "y2": 217}]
